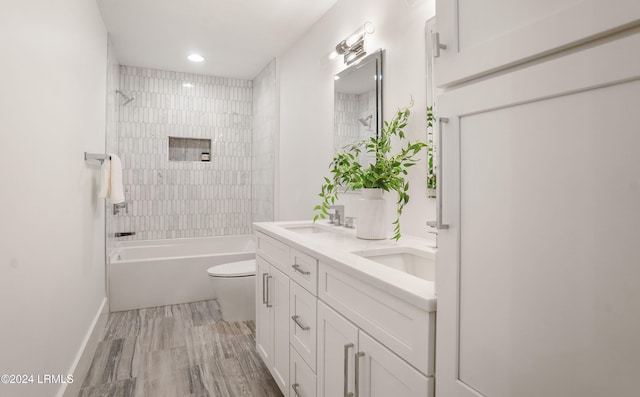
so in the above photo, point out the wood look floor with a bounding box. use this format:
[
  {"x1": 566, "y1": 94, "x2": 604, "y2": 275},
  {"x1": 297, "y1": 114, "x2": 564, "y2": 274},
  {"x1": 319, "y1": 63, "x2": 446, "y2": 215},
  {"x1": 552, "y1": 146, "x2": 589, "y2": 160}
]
[{"x1": 78, "y1": 300, "x2": 283, "y2": 397}]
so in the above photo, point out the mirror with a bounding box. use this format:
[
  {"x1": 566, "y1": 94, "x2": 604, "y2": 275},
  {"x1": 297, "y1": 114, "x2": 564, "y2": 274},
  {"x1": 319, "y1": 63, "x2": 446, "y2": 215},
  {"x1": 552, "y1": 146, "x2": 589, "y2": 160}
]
[{"x1": 333, "y1": 49, "x2": 383, "y2": 168}]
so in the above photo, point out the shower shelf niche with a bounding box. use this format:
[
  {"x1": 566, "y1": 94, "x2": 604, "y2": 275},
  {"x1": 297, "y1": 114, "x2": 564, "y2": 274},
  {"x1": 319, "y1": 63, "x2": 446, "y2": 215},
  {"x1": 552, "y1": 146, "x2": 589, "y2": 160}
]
[{"x1": 168, "y1": 137, "x2": 211, "y2": 162}]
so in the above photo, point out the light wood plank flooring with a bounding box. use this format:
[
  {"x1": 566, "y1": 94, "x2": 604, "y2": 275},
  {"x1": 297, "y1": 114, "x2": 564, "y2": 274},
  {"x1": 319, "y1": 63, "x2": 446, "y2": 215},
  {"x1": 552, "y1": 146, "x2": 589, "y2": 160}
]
[{"x1": 78, "y1": 300, "x2": 283, "y2": 397}]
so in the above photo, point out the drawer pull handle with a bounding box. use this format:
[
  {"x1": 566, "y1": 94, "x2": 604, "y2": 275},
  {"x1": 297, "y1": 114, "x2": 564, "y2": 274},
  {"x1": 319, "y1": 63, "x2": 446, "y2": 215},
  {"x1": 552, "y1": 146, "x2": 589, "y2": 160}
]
[
  {"x1": 265, "y1": 275, "x2": 273, "y2": 308},
  {"x1": 355, "y1": 351, "x2": 365, "y2": 397},
  {"x1": 292, "y1": 264, "x2": 311, "y2": 275},
  {"x1": 292, "y1": 383, "x2": 302, "y2": 397},
  {"x1": 291, "y1": 315, "x2": 310, "y2": 331},
  {"x1": 344, "y1": 343, "x2": 354, "y2": 397}
]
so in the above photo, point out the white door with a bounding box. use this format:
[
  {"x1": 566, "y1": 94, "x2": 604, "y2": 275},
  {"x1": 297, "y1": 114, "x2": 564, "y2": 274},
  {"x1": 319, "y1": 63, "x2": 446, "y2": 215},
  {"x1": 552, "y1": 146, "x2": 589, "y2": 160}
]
[
  {"x1": 436, "y1": 31, "x2": 640, "y2": 397},
  {"x1": 271, "y1": 265, "x2": 290, "y2": 395},
  {"x1": 317, "y1": 301, "x2": 358, "y2": 397},
  {"x1": 356, "y1": 331, "x2": 432, "y2": 397},
  {"x1": 256, "y1": 256, "x2": 272, "y2": 366},
  {"x1": 434, "y1": 0, "x2": 640, "y2": 87}
]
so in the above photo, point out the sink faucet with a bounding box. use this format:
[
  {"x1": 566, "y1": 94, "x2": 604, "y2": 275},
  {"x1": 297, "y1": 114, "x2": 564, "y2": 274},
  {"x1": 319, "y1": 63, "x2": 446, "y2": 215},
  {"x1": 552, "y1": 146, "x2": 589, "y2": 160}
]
[{"x1": 329, "y1": 205, "x2": 345, "y2": 226}]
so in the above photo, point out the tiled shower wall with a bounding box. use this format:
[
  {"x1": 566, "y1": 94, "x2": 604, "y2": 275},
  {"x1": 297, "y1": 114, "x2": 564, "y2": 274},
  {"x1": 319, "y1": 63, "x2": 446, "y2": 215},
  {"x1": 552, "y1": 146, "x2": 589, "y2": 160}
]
[
  {"x1": 334, "y1": 89, "x2": 376, "y2": 165},
  {"x1": 118, "y1": 66, "x2": 253, "y2": 240},
  {"x1": 105, "y1": 37, "x2": 120, "y2": 255},
  {"x1": 252, "y1": 60, "x2": 277, "y2": 222}
]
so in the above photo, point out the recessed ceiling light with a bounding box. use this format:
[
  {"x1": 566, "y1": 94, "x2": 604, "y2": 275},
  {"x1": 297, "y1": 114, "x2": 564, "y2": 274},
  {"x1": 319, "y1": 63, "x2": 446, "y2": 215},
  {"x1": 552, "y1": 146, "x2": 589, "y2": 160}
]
[
  {"x1": 188, "y1": 54, "x2": 205, "y2": 62},
  {"x1": 182, "y1": 82, "x2": 194, "y2": 88}
]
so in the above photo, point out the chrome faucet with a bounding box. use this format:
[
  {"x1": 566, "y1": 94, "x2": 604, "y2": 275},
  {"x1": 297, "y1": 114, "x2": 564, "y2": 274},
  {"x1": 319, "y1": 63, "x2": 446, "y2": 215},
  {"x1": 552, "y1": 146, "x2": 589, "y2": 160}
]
[
  {"x1": 329, "y1": 205, "x2": 345, "y2": 226},
  {"x1": 427, "y1": 222, "x2": 438, "y2": 248}
]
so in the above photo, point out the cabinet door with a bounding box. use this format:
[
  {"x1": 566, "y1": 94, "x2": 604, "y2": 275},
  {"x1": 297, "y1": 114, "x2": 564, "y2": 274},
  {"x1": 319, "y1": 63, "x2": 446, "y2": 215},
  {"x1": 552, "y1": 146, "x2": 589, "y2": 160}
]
[
  {"x1": 271, "y1": 266, "x2": 290, "y2": 395},
  {"x1": 317, "y1": 301, "x2": 358, "y2": 397},
  {"x1": 434, "y1": 0, "x2": 640, "y2": 87},
  {"x1": 256, "y1": 256, "x2": 272, "y2": 366},
  {"x1": 290, "y1": 348, "x2": 317, "y2": 397},
  {"x1": 290, "y1": 281, "x2": 317, "y2": 371},
  {"x1": 436, "y1": 32, "x2": 640, "y2": 397},
  {"x1": 357, "y1": 332, "x2": 432, "y2": 397}
]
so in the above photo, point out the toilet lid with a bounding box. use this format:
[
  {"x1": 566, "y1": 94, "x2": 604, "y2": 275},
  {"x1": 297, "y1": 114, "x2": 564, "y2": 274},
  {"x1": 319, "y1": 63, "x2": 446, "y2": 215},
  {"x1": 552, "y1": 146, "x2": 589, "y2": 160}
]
[{"x1": 207, "y1": 259, "x2": 256, "y2": 278}]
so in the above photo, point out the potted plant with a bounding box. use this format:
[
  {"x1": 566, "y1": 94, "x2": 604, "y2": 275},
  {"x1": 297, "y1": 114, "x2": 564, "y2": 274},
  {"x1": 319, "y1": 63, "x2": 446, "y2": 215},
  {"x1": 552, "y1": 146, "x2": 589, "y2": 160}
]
[{"x1": 313, "y1": 99, "x2": 426, "y2": 240}]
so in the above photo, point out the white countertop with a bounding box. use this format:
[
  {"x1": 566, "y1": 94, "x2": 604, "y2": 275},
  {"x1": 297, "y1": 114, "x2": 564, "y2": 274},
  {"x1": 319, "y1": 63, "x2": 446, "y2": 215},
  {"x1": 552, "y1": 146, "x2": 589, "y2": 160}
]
[{"x1": 254, "y1": 220, "x2": 438, "y2": 312}]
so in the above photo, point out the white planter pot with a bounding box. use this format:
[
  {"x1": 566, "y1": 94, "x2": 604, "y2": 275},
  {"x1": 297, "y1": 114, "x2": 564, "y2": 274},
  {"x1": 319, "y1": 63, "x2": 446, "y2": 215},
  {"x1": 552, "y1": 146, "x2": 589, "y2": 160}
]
[{"x1": 356, "y1": 188, "x2": 387, "y2": 240}]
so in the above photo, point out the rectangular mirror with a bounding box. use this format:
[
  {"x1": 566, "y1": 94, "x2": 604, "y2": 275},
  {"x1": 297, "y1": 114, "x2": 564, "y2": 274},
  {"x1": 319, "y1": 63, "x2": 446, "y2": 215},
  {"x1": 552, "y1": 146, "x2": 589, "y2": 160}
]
[{"x1": 333, "y1": 49, "x2": 383, "y2": 168}]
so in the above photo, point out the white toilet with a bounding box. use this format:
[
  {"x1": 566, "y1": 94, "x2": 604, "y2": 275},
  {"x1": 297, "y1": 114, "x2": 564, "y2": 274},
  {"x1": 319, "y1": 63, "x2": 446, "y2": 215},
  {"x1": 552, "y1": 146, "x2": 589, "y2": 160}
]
[{"x1": 207, "y1": 259, "x2": 256, "y2": 322}]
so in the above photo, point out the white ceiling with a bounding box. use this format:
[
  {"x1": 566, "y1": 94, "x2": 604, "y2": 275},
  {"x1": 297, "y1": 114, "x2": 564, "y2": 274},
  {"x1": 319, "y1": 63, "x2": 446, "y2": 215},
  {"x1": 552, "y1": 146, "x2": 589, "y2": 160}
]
[{"x1": 97, "y1": 0, "x2": 337, "y2": 80}]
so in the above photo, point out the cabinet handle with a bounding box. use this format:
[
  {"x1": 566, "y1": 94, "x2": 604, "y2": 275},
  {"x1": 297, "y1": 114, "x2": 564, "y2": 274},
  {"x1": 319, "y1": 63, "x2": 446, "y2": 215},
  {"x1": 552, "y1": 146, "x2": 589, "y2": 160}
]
[
  {"x1": 265, "y1": 275, "x2": 273, "y2": 308},
  {"x1": 262, "y1": 273, "x2": 269, "y2": 305},
  {"x1": 427, "y1": 117, "x2": 450, "y2": 230},
  {"x1": 355, "y1": 351, "x2": 365, "y2": 397},
  {"x1": 292, "y1": 264, "x2": 311, "y2": 275},
  {"x1": 292, "y1": 383, "x2": 302, "y2": 397},
  {"x1": 291, "y1": 315, "x2": 310, "y2": 331},
  {"x1": 433, "y1": 31, "x2": 447, "y2": 58},
  {"x1": 344, "y1": 343, "x2": 354, "y2": 397}
]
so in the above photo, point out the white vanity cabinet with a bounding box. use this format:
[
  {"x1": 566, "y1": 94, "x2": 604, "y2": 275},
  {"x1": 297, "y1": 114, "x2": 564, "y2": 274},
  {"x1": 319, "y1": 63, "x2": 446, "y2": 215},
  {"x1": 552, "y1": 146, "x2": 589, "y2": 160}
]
[
  {"x1": 317, "y1": 301, "x2": 432, "y2": 397},
  {"x1": 434, "y1": 0, "x2": 639, "y2": 87},
  {"x1": 256, "y1": 232, "x2": 291, "y2": 395},
  {"x1": 254, "y1": 224, "x2": 437, "y2": 397}
]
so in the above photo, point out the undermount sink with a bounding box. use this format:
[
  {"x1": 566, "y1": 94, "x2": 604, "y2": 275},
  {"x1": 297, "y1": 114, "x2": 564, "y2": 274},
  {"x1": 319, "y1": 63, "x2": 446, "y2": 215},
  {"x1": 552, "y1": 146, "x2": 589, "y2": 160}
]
[
  {"x1": 355, "y1": 246, "x2": 436, "y2": 282},
  {"x1": 279, "y1": 223, "x2": 344, "y2": 235}
]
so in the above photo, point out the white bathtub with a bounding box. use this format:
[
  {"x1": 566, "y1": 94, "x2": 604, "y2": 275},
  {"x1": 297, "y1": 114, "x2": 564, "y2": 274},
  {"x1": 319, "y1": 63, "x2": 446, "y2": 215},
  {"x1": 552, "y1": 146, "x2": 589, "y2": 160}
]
[{"x1": 109, "y1": 235, "x2": 255, "y2": 312}]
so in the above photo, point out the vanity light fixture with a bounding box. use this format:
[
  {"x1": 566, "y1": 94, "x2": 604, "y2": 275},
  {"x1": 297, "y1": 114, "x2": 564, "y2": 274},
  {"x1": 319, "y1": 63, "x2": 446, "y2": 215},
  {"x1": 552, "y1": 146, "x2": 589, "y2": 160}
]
[
  {"x1": 187, "y1": 53, "x2": 205, "y2": 62},
  {"x1": 321, "y1": 22, "x2": 375, "y2": 66}
]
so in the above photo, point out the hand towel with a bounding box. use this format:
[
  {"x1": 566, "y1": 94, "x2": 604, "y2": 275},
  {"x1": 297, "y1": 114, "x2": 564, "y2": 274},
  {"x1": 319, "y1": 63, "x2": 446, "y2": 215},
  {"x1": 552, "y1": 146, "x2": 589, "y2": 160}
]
[
  {"x1": 98, "y1": 158, "x2": 111, "y2": 198},
  {"x1": 108, "y1": 153, "x2": 125, "y2": 204}
]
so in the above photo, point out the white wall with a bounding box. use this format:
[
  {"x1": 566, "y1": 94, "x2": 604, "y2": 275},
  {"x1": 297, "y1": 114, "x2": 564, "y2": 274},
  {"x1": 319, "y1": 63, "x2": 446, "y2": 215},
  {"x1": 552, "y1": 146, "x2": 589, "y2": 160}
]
[
  {"x1": 278, "y1": 0, "x2": 437, "y2": 239},
  {"x1": 0, "y1": 1, "x2": 108, "y2": 396}
]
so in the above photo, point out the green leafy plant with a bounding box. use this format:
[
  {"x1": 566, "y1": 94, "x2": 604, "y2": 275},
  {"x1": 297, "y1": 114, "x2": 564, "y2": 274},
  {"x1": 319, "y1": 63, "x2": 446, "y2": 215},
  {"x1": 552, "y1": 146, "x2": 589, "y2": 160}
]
[
  {"x1": 426, "y1": 105, "x2": 436, "y2": 197},
  {"x1": 313, "y1": 99, "x2": 426, "y2": 241}
]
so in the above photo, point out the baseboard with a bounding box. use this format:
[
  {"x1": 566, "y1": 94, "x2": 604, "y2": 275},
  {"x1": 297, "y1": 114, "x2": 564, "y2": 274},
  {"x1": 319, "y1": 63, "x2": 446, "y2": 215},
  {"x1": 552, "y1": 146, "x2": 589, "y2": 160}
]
[{"x1": 57, "y1": 297, "x2": 108, "y2": 397}]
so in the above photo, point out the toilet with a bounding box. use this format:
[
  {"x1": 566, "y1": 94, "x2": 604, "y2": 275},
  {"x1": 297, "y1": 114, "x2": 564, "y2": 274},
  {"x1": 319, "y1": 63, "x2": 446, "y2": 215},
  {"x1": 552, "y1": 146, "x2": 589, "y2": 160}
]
[{"x1": 207, "y1": 259, "x2": 256, "y2": 322}]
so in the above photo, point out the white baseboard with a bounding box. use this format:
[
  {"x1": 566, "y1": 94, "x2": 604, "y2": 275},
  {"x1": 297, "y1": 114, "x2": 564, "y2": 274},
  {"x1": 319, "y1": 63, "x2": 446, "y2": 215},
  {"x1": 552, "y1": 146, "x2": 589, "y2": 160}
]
[{"x1": 57, "y1": 297, "x2": 108, "y2": 397}]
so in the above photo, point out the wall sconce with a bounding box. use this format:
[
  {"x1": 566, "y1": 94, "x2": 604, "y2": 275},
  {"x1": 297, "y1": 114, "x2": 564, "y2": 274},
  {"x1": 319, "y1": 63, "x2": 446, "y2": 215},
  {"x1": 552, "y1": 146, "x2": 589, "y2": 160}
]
[{"x1": 322, "y1": 22, "x2": 375, "y2": 66}]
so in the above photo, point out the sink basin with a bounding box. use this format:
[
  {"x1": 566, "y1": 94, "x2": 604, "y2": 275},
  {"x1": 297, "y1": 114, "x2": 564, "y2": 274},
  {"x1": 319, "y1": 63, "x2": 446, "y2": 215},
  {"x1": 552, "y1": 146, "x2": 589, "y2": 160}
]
[
  {"x1": 355, "y1": 247, "x2": 436, "y2": 282},
  {"x1": 279, "y1": 223, "x2": 343, "y2": 235}
]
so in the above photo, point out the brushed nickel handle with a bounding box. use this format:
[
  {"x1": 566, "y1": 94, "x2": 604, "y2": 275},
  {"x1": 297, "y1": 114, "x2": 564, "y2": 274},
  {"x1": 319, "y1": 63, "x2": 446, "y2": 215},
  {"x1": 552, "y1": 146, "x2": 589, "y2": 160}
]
[
  {"x1": 292, "y1": 264, "x2": 311, "y2": 275},
  {"x1": 291, "y1": 315, "x2": 310, "y2": 331},
  {"x1": 292, "y1": 383, "x2": 302, "y2": 397},
  {"x1": 265, "y1": 275, "x2": 273, "y2": 308},
  {"x1": 427, "y1": 117, "x2": 450, "y2": 230},
  {"x1": 433, "y1": 31, "x2": 447, "y2": 58},
  {"x1": 344, "y1": 343, "x2": 354, "y2": 397},
  {"x1": 262, "y1": 273, "x2": 268, "y2": 305},
  {"x1": 355, "y1": 351, "x2": 365, "y2": 397}
]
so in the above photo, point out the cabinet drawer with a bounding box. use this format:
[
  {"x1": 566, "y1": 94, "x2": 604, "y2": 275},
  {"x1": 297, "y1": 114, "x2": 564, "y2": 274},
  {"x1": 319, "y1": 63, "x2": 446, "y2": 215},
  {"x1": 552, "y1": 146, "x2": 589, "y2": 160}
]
[
  {"x1": 319, "y1": 263, "x2": 434, "y2": 375},
  {"x1": 289, "y1": 248, "x2": 318, "y2": 295},
  {"x1": 290, "y1": 281, "x2": 317, "y2": 372},
  {"x1": 290, "y1": 347, "x2": 316, "y2": 397},
  {"x1": 257, "y1": 232, "x2": 289, "y2": 272}
]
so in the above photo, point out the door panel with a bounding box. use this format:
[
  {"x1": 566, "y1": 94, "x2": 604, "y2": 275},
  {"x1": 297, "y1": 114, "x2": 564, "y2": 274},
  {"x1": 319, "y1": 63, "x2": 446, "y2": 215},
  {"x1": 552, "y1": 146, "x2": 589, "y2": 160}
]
[
  {"x1": 358, "y1": 332, "x2": 432, "y2": 397},
  {"x1": 435, "y1": 0, "x2": 640, "y2": 87},
  {"x1": 271, "y1": 266, "x2": 290, "y2": 395},
  {"x1": 256, "y1": 256, "x2": 272, "y2": 366},
  {"x1": 437, "y1": 31, "x2": 640, "y2": 397},
  {"x1": 317, "y1": 301, "x2": 358, "y2": 397}
]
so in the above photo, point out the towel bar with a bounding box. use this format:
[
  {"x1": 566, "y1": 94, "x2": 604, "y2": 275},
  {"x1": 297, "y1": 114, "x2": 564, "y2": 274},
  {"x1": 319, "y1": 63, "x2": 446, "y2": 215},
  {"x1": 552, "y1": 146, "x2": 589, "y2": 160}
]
[{"x1": 84, "y1": 152, "x2": 110, "y2": 162}]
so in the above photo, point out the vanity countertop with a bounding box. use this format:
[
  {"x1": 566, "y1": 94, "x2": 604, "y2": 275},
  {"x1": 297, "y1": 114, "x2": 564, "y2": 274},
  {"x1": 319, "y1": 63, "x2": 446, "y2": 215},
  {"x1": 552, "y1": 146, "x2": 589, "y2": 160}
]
[{"x1": 254, "y1": 220, "x2": 437, "y2": 312}]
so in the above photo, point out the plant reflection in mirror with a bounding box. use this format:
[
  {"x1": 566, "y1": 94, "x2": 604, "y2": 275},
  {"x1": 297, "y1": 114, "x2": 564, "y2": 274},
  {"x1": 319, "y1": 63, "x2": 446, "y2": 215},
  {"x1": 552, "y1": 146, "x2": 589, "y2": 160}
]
[{"x1": 314, "y1": 98, "x2": 426, "y2": 241}]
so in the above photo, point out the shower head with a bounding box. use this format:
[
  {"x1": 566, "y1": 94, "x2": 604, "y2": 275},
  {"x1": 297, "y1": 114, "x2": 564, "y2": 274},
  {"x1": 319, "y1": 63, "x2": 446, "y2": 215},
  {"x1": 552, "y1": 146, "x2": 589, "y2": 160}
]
[
  {"x1": 359, "y1": 115, "x2": 373, "y2": 127},
  {"x1": 116, "y1": 89, "x2": 135, "y2": 105}
]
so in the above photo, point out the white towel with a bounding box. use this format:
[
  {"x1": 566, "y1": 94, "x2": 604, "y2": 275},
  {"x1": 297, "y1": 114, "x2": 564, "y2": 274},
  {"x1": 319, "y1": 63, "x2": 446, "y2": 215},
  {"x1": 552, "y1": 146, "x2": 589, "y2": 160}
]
[
  {"x1": 108, "y1": 153, "x2": 125, "y2": 204},
  {"x1": 98, "y1": 153, "x2": 125, "y2": 204},
  {"x1": 98, "y1": 158, "x2": 111, "y2": 199}
]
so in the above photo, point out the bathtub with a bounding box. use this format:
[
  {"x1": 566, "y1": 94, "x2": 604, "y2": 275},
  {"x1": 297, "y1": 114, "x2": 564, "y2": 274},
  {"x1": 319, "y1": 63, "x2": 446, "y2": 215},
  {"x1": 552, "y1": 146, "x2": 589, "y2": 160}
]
[{"x1": 109, "y1": 235, "x2": 255, "y2": 312}]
